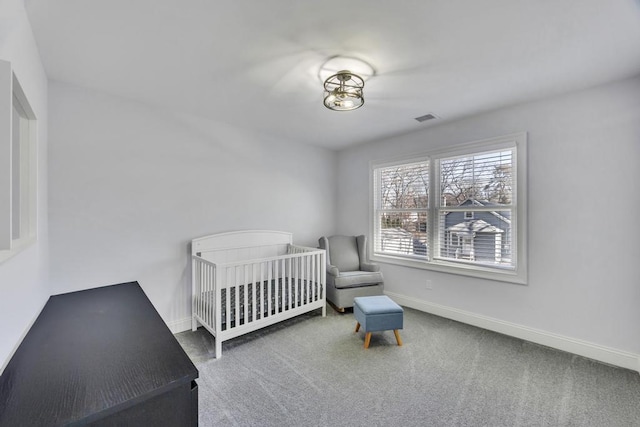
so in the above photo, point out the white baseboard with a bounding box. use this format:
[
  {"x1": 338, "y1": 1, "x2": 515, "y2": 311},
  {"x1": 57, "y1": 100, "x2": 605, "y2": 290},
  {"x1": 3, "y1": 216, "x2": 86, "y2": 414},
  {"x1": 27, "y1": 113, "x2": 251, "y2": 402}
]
[
  {"x1": 386, "y1": 291, "x2": 640, "y2": 374},
  {"x1": 1, "y1": 297, "x2": 49, "y2": 376},
  {"x1": 167, "y1": 317, "x2": 193, "y2": 334}
]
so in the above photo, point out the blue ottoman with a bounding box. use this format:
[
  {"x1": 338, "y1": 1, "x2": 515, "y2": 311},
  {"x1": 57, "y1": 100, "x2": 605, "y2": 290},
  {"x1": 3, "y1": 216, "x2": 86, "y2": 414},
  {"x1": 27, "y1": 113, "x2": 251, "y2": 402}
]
[{"x1": 354, "y1": 295, "x2": 403, "y2": 349}]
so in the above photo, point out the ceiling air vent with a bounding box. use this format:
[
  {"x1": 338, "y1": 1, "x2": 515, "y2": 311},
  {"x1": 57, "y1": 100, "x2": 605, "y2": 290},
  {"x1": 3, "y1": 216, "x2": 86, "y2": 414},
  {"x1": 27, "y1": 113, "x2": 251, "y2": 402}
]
[{"x1": 414, "y1": 113, "x2": 438, "y2": 123}]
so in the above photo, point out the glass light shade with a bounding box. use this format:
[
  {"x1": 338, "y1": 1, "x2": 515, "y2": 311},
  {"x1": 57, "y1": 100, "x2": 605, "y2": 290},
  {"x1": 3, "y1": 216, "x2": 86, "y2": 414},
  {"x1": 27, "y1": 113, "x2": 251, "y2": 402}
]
[{"x1": 323, "y1": 70, "x2": 365, "y2": 111}]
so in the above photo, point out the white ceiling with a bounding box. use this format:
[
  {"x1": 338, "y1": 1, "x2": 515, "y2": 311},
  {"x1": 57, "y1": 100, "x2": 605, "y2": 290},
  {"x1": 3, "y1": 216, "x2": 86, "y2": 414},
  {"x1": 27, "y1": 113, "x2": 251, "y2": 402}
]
[{"x1": 24, "y1": 0, "x2": 640, "y2": 150}]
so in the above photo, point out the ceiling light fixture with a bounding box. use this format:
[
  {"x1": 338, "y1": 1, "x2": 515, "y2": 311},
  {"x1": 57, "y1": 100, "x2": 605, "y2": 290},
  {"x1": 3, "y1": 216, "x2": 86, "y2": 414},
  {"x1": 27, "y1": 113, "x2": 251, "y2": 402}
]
[
  {"x1": 323, "y1": 70, "x2": 365, "y2": 111},
  {"x1": 319, "y1": 56, "x2": 374, "y2": 112}
]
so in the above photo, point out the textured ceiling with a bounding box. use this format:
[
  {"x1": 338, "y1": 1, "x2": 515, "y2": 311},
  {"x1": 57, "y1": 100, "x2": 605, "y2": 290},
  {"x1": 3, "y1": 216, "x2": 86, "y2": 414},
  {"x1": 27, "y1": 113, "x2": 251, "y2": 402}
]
[{"x1": 24, "y1": 0, "x2": 640, "y2": 150}]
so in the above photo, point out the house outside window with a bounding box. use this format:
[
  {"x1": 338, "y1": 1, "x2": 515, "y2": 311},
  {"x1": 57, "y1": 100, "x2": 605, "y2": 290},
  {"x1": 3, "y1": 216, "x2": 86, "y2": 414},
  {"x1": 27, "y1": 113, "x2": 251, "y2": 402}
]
[{"x1": 371, "y1": 133, "x2": 527, "y2": 284}]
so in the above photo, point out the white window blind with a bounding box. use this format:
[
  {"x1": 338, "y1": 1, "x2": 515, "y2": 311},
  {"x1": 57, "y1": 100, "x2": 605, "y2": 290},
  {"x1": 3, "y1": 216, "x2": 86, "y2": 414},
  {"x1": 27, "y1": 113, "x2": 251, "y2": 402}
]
[
  {"x1": 373, "y1": 160, "x2": 429, "y2": 258},
  {"x1": 437, "y1": 149, "x2": 515, "y2": 269}
]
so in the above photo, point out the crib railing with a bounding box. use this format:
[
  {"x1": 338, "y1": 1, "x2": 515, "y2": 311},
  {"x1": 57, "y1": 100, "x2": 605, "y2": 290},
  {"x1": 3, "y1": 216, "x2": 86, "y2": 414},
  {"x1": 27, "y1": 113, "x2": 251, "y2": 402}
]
[{"x1": 192, "y1": 245, "x2": 325, "y2": 341}]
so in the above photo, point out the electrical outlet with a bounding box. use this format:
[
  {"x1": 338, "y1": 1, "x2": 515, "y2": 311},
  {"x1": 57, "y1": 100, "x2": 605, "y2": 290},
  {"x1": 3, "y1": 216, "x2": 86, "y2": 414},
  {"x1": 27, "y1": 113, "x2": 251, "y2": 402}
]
[{"x1": 425, "y1": 279, "x2": 433, "y2": 290}]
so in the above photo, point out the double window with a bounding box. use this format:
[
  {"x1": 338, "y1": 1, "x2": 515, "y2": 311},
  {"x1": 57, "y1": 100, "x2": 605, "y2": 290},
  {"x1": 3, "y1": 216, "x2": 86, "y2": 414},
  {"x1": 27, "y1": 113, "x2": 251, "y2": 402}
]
[{"x1": 371, "y1": 133, "x2": 527, "y2": 284}]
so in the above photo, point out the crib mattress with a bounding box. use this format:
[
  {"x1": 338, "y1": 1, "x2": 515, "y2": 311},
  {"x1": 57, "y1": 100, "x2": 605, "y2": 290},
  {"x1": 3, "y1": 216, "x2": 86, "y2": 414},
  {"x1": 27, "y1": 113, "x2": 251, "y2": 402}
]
[{"x1": 198, "y1": 278, "x2": 322, "y2": 330}]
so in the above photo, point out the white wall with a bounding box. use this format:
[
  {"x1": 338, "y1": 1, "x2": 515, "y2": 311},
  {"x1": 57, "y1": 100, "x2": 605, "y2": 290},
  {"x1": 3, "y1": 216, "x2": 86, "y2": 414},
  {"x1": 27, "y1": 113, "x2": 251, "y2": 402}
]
[
  {"x1": 48, "y1": 81, "x2": 337, "y2": 331},
  {"x1": 337, "y1": 76, "x2": 640, "y2": 369},
  {"x1": 0, "y1": 0, "x2": 49, "y2": 373}
]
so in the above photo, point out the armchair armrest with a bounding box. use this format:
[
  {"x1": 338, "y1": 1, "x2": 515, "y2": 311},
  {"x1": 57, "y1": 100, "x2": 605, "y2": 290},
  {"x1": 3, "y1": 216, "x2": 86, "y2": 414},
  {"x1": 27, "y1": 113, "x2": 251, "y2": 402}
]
[
  {"x1": 360, "y1": 262, "x2": 380, "y2": 272},
  {"x1": 327, "y1": 264, "x2": 340, "y2": 277}
]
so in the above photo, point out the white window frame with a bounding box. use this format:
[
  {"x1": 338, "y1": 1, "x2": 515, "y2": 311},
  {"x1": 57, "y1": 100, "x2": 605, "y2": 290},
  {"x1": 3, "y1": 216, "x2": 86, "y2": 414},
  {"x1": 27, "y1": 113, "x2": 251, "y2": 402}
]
[
  {"x1": 0, "y1": 60, "x2": 38, "y2": 263},
  {"x1": 370, "y1": 132, "x2": 527, "y2": 284}
]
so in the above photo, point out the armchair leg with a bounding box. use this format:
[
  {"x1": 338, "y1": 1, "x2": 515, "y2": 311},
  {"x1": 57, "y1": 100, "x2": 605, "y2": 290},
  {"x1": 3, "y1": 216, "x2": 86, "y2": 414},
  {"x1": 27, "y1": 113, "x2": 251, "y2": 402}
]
[
  {"x1": 327, "y1": 299, "x2": 345, "y2": 313},
  {"x1": 355, "y1": 322, "x2": 360, "y2": 333}
]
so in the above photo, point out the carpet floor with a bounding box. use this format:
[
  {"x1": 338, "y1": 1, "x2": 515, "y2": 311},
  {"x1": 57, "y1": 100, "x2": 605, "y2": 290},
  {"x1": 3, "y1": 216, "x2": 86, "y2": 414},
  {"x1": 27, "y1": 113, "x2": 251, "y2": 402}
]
[{"x1": 175, "y1": 305, "x2": 640, "y2": 427}]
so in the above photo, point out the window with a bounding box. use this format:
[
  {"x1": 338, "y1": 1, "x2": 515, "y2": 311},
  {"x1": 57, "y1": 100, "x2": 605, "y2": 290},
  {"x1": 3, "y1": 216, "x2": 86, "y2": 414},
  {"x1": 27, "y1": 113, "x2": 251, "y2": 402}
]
[
  {"x1": 371, "y1": 133, "x2": 527, "y2": 284},
  {"x1": 373, "y1": 158, "x2": 430, "y2": 258},
  {"x1": 1, "y1": 61, "x2": 37, "y2": 263}
]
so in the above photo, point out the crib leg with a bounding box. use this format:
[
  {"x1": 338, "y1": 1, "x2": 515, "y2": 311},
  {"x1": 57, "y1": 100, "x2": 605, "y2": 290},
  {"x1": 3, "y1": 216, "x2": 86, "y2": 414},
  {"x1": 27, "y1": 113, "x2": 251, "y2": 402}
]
[
  {"x1": 322, "y1": 303, "x2": 326, "y2": 317},
  {"x1": 191, "y1": 316, "x2": 198, "y2": 332},
  {"x1": 215, "y1": 339, "x2": 222, "y2": 359}
]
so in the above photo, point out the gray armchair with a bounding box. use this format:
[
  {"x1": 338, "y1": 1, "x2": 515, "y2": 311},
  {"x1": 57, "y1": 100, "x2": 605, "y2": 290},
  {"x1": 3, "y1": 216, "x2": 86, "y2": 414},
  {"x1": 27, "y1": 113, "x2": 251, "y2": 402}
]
[{"x1": 318, "y1": 235, "x2": 384, "y2": 312}]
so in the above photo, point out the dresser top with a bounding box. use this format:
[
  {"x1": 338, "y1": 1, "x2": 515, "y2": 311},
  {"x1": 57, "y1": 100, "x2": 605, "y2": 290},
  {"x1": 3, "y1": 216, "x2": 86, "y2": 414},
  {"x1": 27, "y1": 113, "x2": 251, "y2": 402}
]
[{"x1": 0, "y1": 282, "x2": 198, "y2": 426}]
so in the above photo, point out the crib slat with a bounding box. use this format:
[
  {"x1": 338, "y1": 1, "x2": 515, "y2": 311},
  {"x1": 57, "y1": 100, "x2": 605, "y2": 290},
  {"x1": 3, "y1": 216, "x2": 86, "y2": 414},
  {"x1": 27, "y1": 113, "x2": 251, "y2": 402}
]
[
  {"x1": 298, "y1": 255, "x2": 303, "y2": 306},
  {"x1": 291, "y1": 257, "x2": 296, "y2": 309},
  {"x1": 201, "y1": 261, "x2": 206, "y2": 323},
  {"x1": 201, "y1": 261, "x2": 206, "y2": 326},
  {"x1": 205, "y1": 262, "x2": 210, "y2": 330},
  {"x1": 312, "y1": 253, "x2": 316, "y2": 301},
  {"x1": 192, "y1": 259, "x2": 196, "y2": 329},
  {"x1": 306, "y1": 254, "x2": 311, "y2": 304},
  {"x1": 225, "y1": 268, "x2": 231, "y2": 331},
  {"x1": 316, "y1": 252, "x2": 320, "y2": 300},
  {"x1": 253, "y1": 263, "x2": 258, "y2": 321},
  {"x1": 267, "y1": 261, "x2": 278, "y2": 316},
  {"x1": 278, "y1": 258, "x2": 282, "y2": 314},
  {"x1": 235, "y1": 266, "x2": 240, "y2": 328},
  {"x1": 262, "y1": 261, "x2": 266, "y2": 318},
  {"x1": 202, "y1": 261, "x2": 207, "y2": 326},
  {"x1": 293, "y1": 257, "x2": 297, "y2": 309},
  {"x1": 231, "y1": 267, "x2": 236, "y2": 329},
  {"x1": 313, "y1": 253, "x2": 317, "y2": 301},
  {"x1": 297, "y1": 256, "x2": 301, "y2": 306},
  {"x1": 249, "y1": 263, "x2": 255, "y2": 323},
  {"x1": 209, "y1": 263, "x2": 214, "y2": 327},
  {"x1": 278, "y1": 258, "x2": 282, "y2": 313},
  {"x1": 287, "y1": 258, "x2": 292, "y2": 311},
  {"x1": 197, "y1": 260, "x2": 202, "y2": 324},
  {"x1": 290, "y1": 255, "x2": 295, "y2": 309},
  {"x1": 194, "y1": 260, "x2": 199, "y2": 326},
  {"x1": 243, "y1": 264, "x2": 248, "y2": 325},
  {"x1": 300, "y1": 255, "x2": 304, "y2": 305},
  {"x1": 297, "y1": 255, "x2": 302, "y2": 306},
  {"x1": 304, "y1": 254, "x2": 308, "y2": 304},
  {"x1": 282, "y1": 258, "x2": 287, "y2": 313}
]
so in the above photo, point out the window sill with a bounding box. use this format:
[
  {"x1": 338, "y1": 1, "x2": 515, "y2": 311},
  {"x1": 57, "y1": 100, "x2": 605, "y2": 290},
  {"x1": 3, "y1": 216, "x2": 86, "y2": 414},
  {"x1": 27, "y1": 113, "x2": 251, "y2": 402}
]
[
  {"x1": 371, "y1": 253, "x2": 527, "y2": 285},
  {"x1": 0, "y1": 236, "x2": 36, "y2": 264}
]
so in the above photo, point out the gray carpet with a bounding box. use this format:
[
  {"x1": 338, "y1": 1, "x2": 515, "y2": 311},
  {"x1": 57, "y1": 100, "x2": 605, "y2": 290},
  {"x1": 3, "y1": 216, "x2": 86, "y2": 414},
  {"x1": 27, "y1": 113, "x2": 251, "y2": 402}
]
[{"x1": 175, "y1": 306, "x2": 640, "y2": 427}]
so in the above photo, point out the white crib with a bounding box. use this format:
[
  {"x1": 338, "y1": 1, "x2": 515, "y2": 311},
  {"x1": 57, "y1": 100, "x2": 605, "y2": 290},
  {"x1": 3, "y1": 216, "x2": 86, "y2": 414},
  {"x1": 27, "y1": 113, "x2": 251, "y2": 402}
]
[{"x1": 191, "y1": 230, "x2": 326, "y2": 358}]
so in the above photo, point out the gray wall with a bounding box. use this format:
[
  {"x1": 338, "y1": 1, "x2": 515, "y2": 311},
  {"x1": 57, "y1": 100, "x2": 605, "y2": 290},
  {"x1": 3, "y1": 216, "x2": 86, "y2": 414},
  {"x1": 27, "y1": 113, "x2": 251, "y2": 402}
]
[
  {"x1": 48, "y1": 81, "x2": 337, "y2": 331},
  {"x1": 0, "y1": 0, "x2": 49, "y2": 374},
  {"x1": 336, "y1": 76, "x2": 640, "y2": 361}
]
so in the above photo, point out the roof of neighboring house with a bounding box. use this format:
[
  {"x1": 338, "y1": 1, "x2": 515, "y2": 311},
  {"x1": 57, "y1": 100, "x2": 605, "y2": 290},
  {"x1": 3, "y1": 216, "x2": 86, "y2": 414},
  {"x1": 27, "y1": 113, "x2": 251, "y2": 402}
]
[
  {"x1": 447, "y1": 219, "x2": 504, "y2": 235},
  {"x1": 445, "y1": 198, "x2": 511, "y2": 223},
  {"x1": 381, "y1": 228, "x2": 413, "y2": 239}
]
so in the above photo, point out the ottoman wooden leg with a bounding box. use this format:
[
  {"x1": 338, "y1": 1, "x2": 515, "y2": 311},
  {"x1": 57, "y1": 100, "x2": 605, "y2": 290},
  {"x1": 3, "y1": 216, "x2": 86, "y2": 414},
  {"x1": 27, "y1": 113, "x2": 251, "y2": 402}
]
[
  {"x1": 364, "y1": 332, "x2": 372, "y2": 349},
  {"x1": 394, "y1": 329, "x2": 403, "y2": 346},
  {"x1": 355, "y1": 322, "x2": 360, "y2": 333}
]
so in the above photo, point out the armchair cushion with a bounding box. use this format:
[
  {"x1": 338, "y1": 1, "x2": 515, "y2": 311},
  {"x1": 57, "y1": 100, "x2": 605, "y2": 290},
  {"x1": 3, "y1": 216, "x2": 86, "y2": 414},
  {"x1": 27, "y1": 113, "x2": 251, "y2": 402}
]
[
  {"x1": 326, "y1": 235, "x2": 360, "y2": 272},
  {"x1": 332, "y1": 271, "x2": 384, "y2": 289}
]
